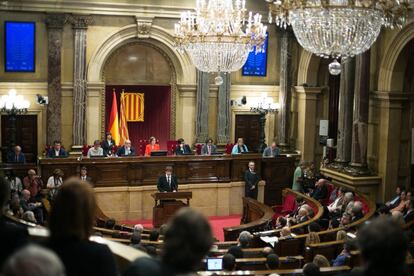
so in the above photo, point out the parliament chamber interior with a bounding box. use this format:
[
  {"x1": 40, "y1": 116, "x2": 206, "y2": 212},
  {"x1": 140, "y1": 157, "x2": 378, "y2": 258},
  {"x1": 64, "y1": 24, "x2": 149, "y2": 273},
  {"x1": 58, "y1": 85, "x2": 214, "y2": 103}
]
[{"x1": 1, "y1": 0, "x2": 414, "y2": 275}]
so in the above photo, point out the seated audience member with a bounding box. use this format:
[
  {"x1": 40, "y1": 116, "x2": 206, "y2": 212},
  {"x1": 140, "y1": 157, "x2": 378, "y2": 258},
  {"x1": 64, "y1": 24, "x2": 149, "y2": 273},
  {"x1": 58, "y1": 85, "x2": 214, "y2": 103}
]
[
  {"x1": 391, "y1": 210, "x2": 405, "y2": 226},
  {"x1": 46, "y1": 169, "x2": 64, "y2": 200},
  {"x1": 5, "y1": 170, "x2": 23, "y2": 198},
  {"x1": 133, "y1": 224, "x2": 144, "y2": 235},
  {"x1": 341, "y1": 192, "x2": 355, "y2": 215},
  {"x1": 336, "y1": 230, "x2": 347, "y2": 241},
  {"x1": 292, "y1": 161, "x2": 306, "y2": 192},
  {"x1": 88, "y1": 140, "x2": 104, "y2": 157},
  {"x1": 2, "y1": 245, "x2": 65, "y2": 276},
  {"x1": 159, "y1": 224, "x2": 168, "y2": 236},
  {"x1": 116, "y1": 139, "x2": 136, "y2": 156},
  {"x1": 332, "y1": 241, "x2": 352, "y2": 267},
  {"x1": 275, "y1": 216, "x2": 287, "y2": 229},
  {"x1": 266, "y1": 254, "x2": 280, "y2": 269},
  {"x1": 311, "y1": 179, "x2": 328, "y2": 201},
  {"x1": 296, "y1": 207, "x2": 310, "y2": 223},
  {"x1": 0, "y1": 177, "x2": 28, "y2": 268},
  {"x1": 227, "y1": 245, "x2": 244, "y2": 259},
  {"x1": 346, "y1": 217, "x2": 408, "y2": 276},
  {"x1": 157, "y1": 166, "x2": 178, "y2": 193},
  {"x1": 404, "y1": 197, "x2": 414, "y2": 223},
  {"x1": 47, "y1": 140, "x2": 68, "y2": 158},
  {"x1": 149, "y1": 230, "x2": 160, "y2": 242},
  {"x1": 104, "y1": 218, "x2": 116, "y2": 229},
  {"x1": 238, "y1": 231, "x2": 253, "y2": 248},
  {"x1": 222, "y1": 253, "x2": 236, "y2": 271},
  {"x1": 262, "y1": 247, "x2": 275, "y2": 257},
  {"x1": 79, "y1": 166, "x2": 92, "y2": 183},
  {"x1": 305, "y1": 231, "x2": 320, "y2": 246},
  {"x1": 20, "y1": 189, "x2": 43, "y2": 224},
  {"x1": 130, "y1": 233, "x2": 142, "y2": 250},
  {"x1": 145, "y1": 245, "x2": 157, "y2": 257},
  {"x1": 48, "y1": 178, "x2": 117, "y2": 276},
  {"x1": 231, "y1": 138, "x2": 248, "y2": 154},
  {"x1": 327, "y1": 187, "x2": 345, "y2": 214},
  {"x1": 201, "y1": 138, "x2": 217, "y2": 155},
  {"x1": 244, "y1": 161, "x2": 259, "y2": 200},
  {"x1": 339, "y1": 213, "x2": 352, "y2": 227},
  {"x1": 102, "y1": 132, "x2": 115, "y2": 157},
  {"x1": 7, "y1": 145, "x2": 26, "y2": 163},
  {"x1": 350, "y1": 201, "x2": 364, "y2": 223},
  {"x1": 124, "y1": 208, "x2": 213, "y2": 276},
  {"x1": 262, "y1": 141, "x2": 280, "y2": 157},
  {"x1": 303, "y1": 262, "x2": 322, "y2": 276},
  {"x1": 280, "y1": 226, "x2": 293, "y2": 239},
  {"x1": 22, "y1": 210, "x2": 37, "y2": 224},
  {"x1": 385, "y1": 185, "x2": 405, "y2": 210},
  {"x1": 22, "y1": 169, "x2": 43, "y2": 200},
  {"x1": 175, "y1": 138, "x2": 192, "y2": 155},
  {"x1": 308, "y1": 221, "x2": 321, "y2": 233},
  {"x1": 390, "y1": 190, "x2": 409, "y2": 213},
  {"x1": 313, "y1": 254, "x2": 331, "y2": 268},
  {"x1": 145, "y1": 136, "x2": 160, "y2": 156}
]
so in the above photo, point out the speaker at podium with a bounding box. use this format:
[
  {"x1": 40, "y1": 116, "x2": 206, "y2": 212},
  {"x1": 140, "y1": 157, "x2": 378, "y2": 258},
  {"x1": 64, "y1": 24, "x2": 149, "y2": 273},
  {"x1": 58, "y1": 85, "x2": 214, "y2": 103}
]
[{"x1": 151, "y1": 191, "x2": 192, "y2": 227}]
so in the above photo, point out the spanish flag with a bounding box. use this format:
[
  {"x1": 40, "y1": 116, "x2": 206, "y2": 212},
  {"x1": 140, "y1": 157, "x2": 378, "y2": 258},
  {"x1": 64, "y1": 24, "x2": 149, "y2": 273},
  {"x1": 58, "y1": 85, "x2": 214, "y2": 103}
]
[
  {"x1": 119, "y1": 91, "x2": 130, "y2": 145},
  {"x1": 108, "y1": 90, "x2": 120, "y2": 145}
]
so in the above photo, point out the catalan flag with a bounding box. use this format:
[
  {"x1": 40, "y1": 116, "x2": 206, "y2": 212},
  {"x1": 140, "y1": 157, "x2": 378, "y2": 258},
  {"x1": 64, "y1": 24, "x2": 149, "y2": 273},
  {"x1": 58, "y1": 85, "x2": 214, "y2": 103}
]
[
  {"x1": 119, "y1": 91, "x2": 130, "y2": 145},
  {"x1": 124, "y1": 92, "x2": 144, "y2": 122},
  {"x1": 108, "y1": 90, "x2": 120, "y2": 145}
]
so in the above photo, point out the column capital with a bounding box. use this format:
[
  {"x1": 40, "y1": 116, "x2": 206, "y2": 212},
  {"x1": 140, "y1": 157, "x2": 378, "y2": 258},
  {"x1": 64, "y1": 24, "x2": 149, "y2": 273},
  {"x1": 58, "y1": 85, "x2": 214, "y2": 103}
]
[
  {"x1": 68, "y1": 15, "x2": 94, "y2": 29},
  {"x1": 45, "y1": 13, "x2": 67, "y2": 29}
]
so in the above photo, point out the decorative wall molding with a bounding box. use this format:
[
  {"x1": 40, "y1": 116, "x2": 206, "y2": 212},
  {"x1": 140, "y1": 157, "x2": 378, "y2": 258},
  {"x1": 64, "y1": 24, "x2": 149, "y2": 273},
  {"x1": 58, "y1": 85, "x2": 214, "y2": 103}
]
[{"x1": 135, "y1": 17, "x2": 153, "y2": 39}]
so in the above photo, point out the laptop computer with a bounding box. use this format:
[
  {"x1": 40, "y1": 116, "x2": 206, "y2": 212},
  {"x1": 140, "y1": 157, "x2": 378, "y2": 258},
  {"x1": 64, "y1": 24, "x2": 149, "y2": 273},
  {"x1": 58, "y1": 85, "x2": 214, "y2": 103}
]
[
  {"x1": 150, "y1": 150, "x2": 168, "y2": 156},
  {"x1": 206, "y1": 258, "x2": 223, "y2": 271}
]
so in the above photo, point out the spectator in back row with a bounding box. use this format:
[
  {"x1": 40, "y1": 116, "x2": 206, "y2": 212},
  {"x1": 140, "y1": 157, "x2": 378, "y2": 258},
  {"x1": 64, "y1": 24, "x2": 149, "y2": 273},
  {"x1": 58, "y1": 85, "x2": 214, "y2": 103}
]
[
  {"x1": 7, "y1": 145, "x2": 26, "y2": 163},
  {"x1": 48, "y1": 178, "x2": 117, "y2": 276},
  {"x1": 47, "y1": 140, "x2": 68, "y2": 158},
  {"x1": 238, "y1": 231, "x2": 253, "y2": 248}
]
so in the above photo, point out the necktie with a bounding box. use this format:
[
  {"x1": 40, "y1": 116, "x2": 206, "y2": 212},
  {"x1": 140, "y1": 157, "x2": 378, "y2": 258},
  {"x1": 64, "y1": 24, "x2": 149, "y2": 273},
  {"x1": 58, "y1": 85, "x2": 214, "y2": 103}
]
[
  {"x1": 208, "y1": 145, "x2": 211, "y2": 155},
  {"x1": 168, "y1": 176, "x2": 171, "y2": 188},
  {"x1": 15, "y1": 155, "x2": 18, "y2": 162}
]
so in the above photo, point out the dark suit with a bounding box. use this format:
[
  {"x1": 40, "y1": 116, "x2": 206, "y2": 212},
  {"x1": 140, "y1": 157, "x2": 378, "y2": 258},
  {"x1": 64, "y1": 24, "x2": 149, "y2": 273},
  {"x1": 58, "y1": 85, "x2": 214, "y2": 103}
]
[
  {"x1": 201, "y1": 144, "x2": 217, "y2": 155},
  {"x1": 116, "y1": 146, "x2": 136, "y2": 156},
  {"x1": 7, "y1": 152, "x2": 26, "y2": 163},
  {"x1": 47, "y1": 148, "x2": 68, "y2": 158},
  {"x1": 80, "y1": 176, "x2": 93, "y2": 183},
  {"x1": 101, "y1": 139, "x2": 115, "y2": 156},
  {"x1": 175, "y1": 144, "x2": 192, "y2": 155},
  {"x1": 244, "y1": 170, "x2": 259, "y2": 200},
  {"x1": 404, "y1": 210, "x2": 414, "y2": 224},
  {"x1": 157, "y1": 174, "x2": 178, "y2": 192}
]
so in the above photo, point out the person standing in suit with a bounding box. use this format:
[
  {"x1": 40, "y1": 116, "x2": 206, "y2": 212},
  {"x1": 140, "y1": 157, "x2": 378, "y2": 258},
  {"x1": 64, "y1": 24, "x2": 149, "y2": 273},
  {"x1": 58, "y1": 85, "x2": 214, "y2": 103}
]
[
  {"x1": 232, "y1": 138, "x2": 248, "y2": 154},
  {"x1": 145, "y1": 136, "x2": 160, "y2": 156},
  {"x1": 101, "y1": 132, "x2": 116, "y2": 157},
  {"x1": 157, "y1": 166, "x2": 178, "y2": 192},
  {"x1": 244, "y1": 161, "x2": 259, "y2": 200},
  {"x1": 47, "y1": 141, "x2": 68, "y2": 158},
  {"x1": 7, "y1": 145, "x2": 26, "y2": 163},
  {"x1": 201, "y1": 138, "x2": 217, "y2": 155},
  {"x1": 175, "y1": 138, "x2": 192, "y2": 155},
  {"x1": 116, "y1": 140, "x2": 136, "y2": 156}
]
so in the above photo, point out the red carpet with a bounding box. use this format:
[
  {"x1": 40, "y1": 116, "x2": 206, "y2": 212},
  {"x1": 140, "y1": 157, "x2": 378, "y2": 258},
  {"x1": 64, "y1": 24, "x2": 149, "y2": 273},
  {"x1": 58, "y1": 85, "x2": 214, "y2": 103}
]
[{"x1": 122, "y1": 214, "x2": 241, "y2": 241}]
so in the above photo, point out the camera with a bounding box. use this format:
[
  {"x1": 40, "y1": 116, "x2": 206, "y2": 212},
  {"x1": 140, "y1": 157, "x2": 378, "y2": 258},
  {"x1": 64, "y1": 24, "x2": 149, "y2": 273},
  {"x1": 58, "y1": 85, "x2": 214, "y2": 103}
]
[{"x1": 36, "y1": 94, "x2": 48, "y2": 105}]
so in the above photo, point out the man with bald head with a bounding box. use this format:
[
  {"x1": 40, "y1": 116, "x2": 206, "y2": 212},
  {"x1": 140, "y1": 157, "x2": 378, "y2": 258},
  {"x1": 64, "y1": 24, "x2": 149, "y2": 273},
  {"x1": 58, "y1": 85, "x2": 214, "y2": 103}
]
[
  {"x1": 116, "y1": 139, "x2": 136, "y2": 156},
  {"x1": 20, "y1": 189, "x2": 43, "y2": 224},
  {"x1": 7, "y1": 145, "x2": 26, "y2": 163},
  {"x1": 22, "y1": 169, "x2": 43, "y2": 200}
]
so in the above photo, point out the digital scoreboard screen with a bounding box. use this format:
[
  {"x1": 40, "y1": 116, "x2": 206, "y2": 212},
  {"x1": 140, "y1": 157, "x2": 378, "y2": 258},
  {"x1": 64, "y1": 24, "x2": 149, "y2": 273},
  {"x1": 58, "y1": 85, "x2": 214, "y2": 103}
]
[
  {"x1": 5, "y1": 21, "x2": 36, "y2": 72},
  {"x1": 242, "y1": 33, "x2": 268, "y2": 77}
]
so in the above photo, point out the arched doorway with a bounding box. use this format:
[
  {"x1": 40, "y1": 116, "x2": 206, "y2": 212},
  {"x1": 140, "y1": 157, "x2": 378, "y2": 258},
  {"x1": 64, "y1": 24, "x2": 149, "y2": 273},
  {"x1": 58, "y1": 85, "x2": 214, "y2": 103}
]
[{"x1": 103, "y1": 42, "x2": 174, "y2": 149}]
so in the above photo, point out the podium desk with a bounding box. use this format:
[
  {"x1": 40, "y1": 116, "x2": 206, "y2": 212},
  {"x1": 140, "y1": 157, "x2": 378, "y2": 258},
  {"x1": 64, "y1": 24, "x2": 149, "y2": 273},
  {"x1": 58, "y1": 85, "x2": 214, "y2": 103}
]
[{"x1": 152, "y1": 191, "x2": 192, "y2": 227}]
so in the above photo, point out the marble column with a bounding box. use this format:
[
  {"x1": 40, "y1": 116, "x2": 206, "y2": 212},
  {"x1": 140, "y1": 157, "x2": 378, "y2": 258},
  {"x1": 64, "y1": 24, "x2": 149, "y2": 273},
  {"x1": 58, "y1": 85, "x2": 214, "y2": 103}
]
[
  {"x1": 335, "y1": 58, "x2": 355, "y2": 165},
  {"x1": 195, "y1": 70, "x2": 210, "y2": 143},
  {"x1": 278, "y1": 29, "x2": 292, "y2": 150},
  {"x1": 46, "y1": 14, "x2": 66, "y2": 145},
  {"x1": 69, "y1": 15, "x2": 93, "y2": 147},
  {"x1": 216, "y1": 73, "x2": 231, "y2": 144},
  {"x1": 349, "y1": 51, "x2": 370, "y2": 171}
]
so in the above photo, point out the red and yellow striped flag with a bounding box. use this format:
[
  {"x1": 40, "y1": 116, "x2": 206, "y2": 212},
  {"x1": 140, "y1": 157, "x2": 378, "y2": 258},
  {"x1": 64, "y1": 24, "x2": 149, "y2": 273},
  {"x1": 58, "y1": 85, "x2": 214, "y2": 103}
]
[
  {"x1": 108, "y1": 90, "x2": 120, "y2": 145},
  {"x1": 124, "y1": 92, "x2": 144, "y2": 122},
  {"x1": 119, "y1": 91, "x2": 130, "y2": 145}
]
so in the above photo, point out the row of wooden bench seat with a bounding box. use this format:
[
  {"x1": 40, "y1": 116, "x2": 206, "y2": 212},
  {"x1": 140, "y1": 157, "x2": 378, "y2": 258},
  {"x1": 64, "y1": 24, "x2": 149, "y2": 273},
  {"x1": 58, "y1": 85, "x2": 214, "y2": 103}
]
[{"x1": 197, "y1": 266, "x2": 351, "y2": 275}]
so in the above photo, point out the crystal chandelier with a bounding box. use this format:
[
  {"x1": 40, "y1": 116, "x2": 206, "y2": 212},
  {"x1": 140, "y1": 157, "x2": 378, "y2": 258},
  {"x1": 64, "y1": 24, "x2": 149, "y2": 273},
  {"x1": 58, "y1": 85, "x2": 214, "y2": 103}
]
[
  {"x1": 175, "y1": 0, "x2": 267, "y2": 84},
  {"x1": 267, "y1": 0, "x2": 410, "y2": 75},
  {"x1": 0, "y1": 89, "x2": 30, "y2": 115}
]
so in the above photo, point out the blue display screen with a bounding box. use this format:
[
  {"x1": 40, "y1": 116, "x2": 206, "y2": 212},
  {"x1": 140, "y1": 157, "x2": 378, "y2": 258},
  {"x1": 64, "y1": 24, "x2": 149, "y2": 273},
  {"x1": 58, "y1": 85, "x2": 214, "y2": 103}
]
[
  {"x1": 242, "y1": 34, "x2": 268, "y2": 77},
  {"x1": 5, "y1": 21, "x2": 36, "y2": 72}
]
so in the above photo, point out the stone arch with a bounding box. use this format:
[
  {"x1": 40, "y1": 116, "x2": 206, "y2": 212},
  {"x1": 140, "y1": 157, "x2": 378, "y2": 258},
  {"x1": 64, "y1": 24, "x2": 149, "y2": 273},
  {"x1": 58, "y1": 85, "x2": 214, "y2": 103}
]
[
  {"x1": 297, "y1": 50, "x2": 321, "y2": 87},
  {"x1": 378, "y1": 21, "x2": 414, "y2": 92},
  {"x1": 87, "y1": 24, "x2": 195, "y2": 84}
]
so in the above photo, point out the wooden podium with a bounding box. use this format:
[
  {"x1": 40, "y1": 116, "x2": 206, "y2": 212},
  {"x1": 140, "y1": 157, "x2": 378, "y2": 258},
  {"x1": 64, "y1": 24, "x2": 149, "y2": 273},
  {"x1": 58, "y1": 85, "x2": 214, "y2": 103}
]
[{"x1": 151, "y1": 192, "x2": 192, "y2": 228}]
